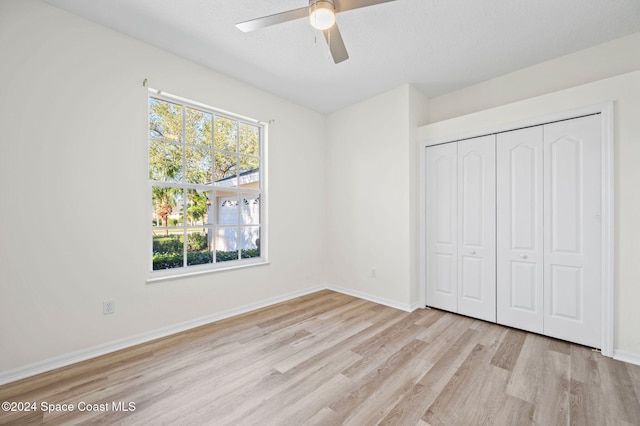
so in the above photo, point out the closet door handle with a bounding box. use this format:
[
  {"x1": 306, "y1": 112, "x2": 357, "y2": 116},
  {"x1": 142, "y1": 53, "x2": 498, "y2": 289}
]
[
  {"x1": 470, "y1": 250, "x2": 476, "y2": 255},
  {"x1": 520, "y1": 254, "x2": 528, "y2": 259}
]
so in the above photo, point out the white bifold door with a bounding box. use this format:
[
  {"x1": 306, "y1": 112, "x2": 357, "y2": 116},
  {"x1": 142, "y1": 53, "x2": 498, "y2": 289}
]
[
  {"x1": 425, "y1": 142, "x2": 457, "y2": 313},
  {"x1": 496, "y1": 115, "x2": 602, "y2": 348},
  {"x1": 543, "y1": 116, "x2": 602, "y2": 347},
  {"x1": 496, "y1": 126, "x2": 544, "y2": 333},
  {"x1": 426, "y1": 135, "x2": 496, "y2": 322}
]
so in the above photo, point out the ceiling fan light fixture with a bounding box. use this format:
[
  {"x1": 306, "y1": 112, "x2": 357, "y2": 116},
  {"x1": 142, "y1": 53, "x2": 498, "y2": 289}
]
[{"x1": 309, "y1": 0, "x2": 336, "y2": 30}]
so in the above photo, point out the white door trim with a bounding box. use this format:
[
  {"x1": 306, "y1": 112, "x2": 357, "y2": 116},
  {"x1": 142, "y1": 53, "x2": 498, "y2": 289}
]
[{"x1": 418, "y1": 102, "x2": 614, "y2": 357}]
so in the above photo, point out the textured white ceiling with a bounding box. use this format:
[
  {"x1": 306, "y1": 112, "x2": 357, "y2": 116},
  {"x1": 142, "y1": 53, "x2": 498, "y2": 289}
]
[{"x1": 43, "y1": 0, "x2": 640, "y2": 113}]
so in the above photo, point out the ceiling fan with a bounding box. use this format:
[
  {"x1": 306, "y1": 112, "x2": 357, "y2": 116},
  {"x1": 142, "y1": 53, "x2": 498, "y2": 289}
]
[{"x1": 236, "y1": 0, "x2": 397, "y2": 64}]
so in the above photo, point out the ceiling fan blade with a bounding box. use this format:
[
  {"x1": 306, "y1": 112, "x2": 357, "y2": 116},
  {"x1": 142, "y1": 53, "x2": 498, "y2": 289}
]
[
  {"x1": 334, "y1": 0, "x2": 396, "y2": 13},
  {"x1": 236, "y1": 7, "x2": 309, "y2": 32},
  {"x1": 322, "y1": 24, "x2": 349, "y2": 64}
]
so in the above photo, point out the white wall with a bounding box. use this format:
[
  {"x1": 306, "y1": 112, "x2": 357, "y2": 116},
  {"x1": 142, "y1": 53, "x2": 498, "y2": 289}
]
[
  {"x1": 427, "y1": 32, "x2": 640, "y2": 123},
  {"x1": 325, "y1": 85, "x2": 427, "y2": 310},
  {"x1": 0, "y1": 0, "x2": 327, "y2": 376},
  {"x1": 418, "y1": 70, "x2": 640, "y2": 359},
  {"x1": 409, "y1": 88, "x2": 429, "y2": 306}
]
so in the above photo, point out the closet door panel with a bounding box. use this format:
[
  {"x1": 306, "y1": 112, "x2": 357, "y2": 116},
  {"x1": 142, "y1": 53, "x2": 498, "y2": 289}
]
[
  {"x1": 543, "y1": 115, "x2": 601, "y2": 348},
  {"x1": 496, "y1": 127, "x2": 544, "y2": 333},
  {"x1": 425, "y1": 143, "x2": 458, "y2": 312},
  {"x1": 457, "y1": 136, "x2": 496, "y2": 322}
]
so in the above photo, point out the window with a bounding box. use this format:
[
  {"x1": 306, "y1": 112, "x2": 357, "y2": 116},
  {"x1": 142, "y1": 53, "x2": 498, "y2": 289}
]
[{"x1": 148, "y1": 92, "x2": 265, "y2": 278}]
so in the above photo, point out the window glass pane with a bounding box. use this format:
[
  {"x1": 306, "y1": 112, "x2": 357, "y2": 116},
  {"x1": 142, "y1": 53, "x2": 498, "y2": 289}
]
[
  {"x1": 152, "y1": 232, "x2": 184, "y2": 270},
  {"x1": 149, "y1": 98, "x2": 182, "y2": 142},
  {"x1": 216, "y1": 191, "x2": 238, "y2": 225},
  {"x1": 240, "y1": 193, "x2": 260, "y2": 225},
  {"x1": 238, "y1": 155, "x2": 260, "y2": 188},
  {"x1": 152, "y1": 187, "x2": 184, "y2": 227},
  {"x1": 186, "y1": 108, "x2": 212, "y2": 147},
  {"x1": 149, "y1": 94, "x2": 264, "y2": 274},
  {"x1": 149, "y1": 141, "x2": 183, "y2": 182},
  {"x1": 239, "y1": 123, "x2": 259, "y2": 156},
  {"x1": 214, "y1": 116, "x2": 237, "y2": 152},
  {"x1": 214, "y1": 152, "x2": 238, "y2": 186},
  {"x1": 187, "y1": 189, "x2": 213, "y2": 226},
  {"x1": 241, "y1": 226, "x2": 260, "y2": 259},
  {"x1": 186, "y1": 146, "x2": 212, "y2": 184},
  {"x1": 216, "y1": 227, "x2": 238, "y2": 262},
  {"x1": 186, "y1": 228, "x2": 213, "y2": 266}
]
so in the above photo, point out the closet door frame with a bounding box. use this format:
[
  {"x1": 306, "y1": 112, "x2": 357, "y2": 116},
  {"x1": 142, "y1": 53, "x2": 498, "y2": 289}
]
[{"x1": 418, "y1": 102, "x2": 613, "y2": 357}]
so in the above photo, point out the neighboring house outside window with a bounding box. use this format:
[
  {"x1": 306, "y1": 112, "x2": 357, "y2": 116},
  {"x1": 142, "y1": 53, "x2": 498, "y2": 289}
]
[{"x1": 148, "y1": 91, "x2": 265, "y2": 279}]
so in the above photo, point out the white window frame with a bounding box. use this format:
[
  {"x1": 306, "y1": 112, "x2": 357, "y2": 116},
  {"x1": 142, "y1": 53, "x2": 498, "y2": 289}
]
[{"x1": 147, "y1": 90, "x2": 268, "y2": 282}]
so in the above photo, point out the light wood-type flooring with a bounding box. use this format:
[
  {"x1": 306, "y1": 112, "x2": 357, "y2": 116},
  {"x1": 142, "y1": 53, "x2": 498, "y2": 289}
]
[{"x1": 1, "y1": 290, "x2": 639, "y2": 425}]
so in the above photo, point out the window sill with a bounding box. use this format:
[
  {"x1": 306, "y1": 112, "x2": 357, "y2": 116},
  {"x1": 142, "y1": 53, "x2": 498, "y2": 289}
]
[{"x1": 146, "y1": 259, "x2": 270, "y2": 284}]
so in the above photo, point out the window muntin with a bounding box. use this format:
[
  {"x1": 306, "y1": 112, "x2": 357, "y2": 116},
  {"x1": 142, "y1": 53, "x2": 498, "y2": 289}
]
[{"x1": 149, "y1": 93, "x2": 264, "y2": 276}]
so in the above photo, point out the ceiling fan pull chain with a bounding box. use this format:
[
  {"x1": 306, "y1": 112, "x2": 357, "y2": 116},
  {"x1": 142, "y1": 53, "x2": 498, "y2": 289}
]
[{"x1": 310, "y1": 6, "x2": 317, "y2": 46}]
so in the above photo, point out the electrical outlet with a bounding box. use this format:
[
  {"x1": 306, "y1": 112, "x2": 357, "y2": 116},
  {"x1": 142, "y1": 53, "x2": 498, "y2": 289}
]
[
  {"x1": 103, "y1": 300, "x2": 115, "y2": 315},
  {"x1": 371, "y1": 268, "x2": 377, "y2": 278}
]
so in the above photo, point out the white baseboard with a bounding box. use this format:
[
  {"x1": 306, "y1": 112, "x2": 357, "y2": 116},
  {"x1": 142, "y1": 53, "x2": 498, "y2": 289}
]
[
  {"x1": 326, "y1": 284, "x2": 416, "y2": 312},
  {"x1": 409, "y1": 302, "x2": 422, "y2": 311},
  {"x1": 613, "y1": 349, "x2": 640, "y2": 366},
  {"x1": 0, "y1": 285, "x2": 325, "y2": 386}
]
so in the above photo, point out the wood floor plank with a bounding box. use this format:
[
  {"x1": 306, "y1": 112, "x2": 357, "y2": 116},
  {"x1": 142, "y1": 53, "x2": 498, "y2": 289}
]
[
  {"x1": 417, "y1": 327, "x2": 480, "y2": 393},
  {"x1": 597, "y1": 356, "x2": 640, "y2": 424},
  {"x1": 422, "y1": 343, "x2": 488, "y2": 425},
  {"x1": 342, "y1": 322, "x2": 425, "y2": 381},
  {"x1": 342, "y1": 335, "x2": 446, "y2": 426},
  {"x1": 490, "y1": 328, "x2": 527, "y2": 371},
  {"x1": 219, "y1": 350, "x2": 361, "y2": 425},
  {"x1": 549, "y1": 337, "x2": 572, "y2": 355},
  {"x1": 531, "y1": 349, "x2": 570, "y2": 425},
  {"x1": 303, "y1": 407, "x2": 339, "y2": 426},
  {"x1": 378, "y1": 383, "x2": 437, "y2": 426},
  {"x1": 568, "y1": 345, "x2": 609, "y2": 425},
  {"x1": 272, "y1": 315, "x2": 375, "y2": 373},
  {"x1": 412, "y1": 307, "x2": 443, "y2": 328},
  {"x1": 506, "y1": 333, "x2": 557, "y2": 403},
  {"x1": 235, "y1": 370, "x2": 354, "y2": 425},
  {"x1": 376, "y1": 328, "x2": 479, "y2": 426},
  {"x1": 491, "y1": 395, "x2": 535, "y2": 425},
  {"x1": 329, "y1": 338, "x2": 429, "y2": 422},
  {"x1": 351, "y1": 311, "x2": 419, "y2": 356},
  {"x1": 1, "y1": 290, "x2": 639, "y2": 425},
  {"x1": 414, "y1": 311, "x2": 473, "y2": 343},
  {"x1": 422, "y1": 324, "x2": 508, "y2": 425},
  {"x1": 627, "y1": 362, "x2": 640, "y2": 408}
]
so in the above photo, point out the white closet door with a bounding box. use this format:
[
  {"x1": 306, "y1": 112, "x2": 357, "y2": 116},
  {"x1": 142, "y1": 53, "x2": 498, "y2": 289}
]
[
  {"x1": 543, "y1": 115, "x2": 602, "y2": 348},
  {"x1": 457, "y1": 136, "x2": 496, "y2": 322},
  {"x1": 496, "y1": 126, "x2": 544, "y2": 333},
  {"x1": 425, "y1": 143, "x2": 458, "y2": 312}
]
